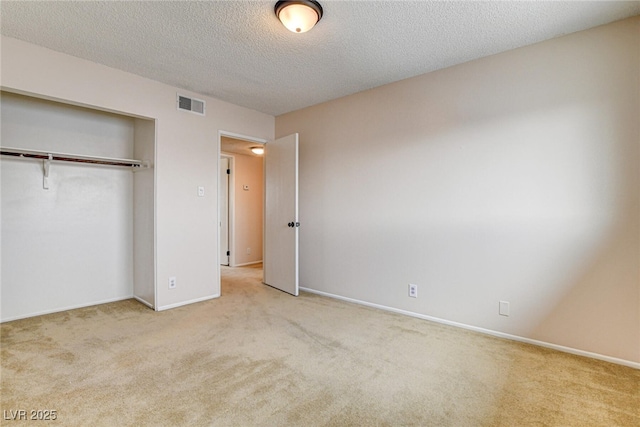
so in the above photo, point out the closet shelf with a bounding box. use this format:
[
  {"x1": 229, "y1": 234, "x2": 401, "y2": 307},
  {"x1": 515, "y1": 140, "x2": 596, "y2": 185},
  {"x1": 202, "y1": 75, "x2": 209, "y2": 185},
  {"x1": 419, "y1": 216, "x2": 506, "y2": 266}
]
[{"x1": 0, "y1": 146, "x2": 149, "y2": 169}]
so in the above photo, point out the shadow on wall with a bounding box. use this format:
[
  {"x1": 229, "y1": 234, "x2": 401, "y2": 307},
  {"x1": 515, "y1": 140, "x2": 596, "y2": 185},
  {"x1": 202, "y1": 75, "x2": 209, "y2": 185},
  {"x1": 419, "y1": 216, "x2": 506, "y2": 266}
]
[{"x1": 279, "y1": 18, "x2": 639, "y2": 364}]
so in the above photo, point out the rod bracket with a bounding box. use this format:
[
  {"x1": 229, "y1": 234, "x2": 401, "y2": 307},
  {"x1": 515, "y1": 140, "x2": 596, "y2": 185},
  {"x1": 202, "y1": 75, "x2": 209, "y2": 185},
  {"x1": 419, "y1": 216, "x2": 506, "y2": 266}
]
[{"x1": 43, "y1": 154, "x2": 52, "y2": 190}]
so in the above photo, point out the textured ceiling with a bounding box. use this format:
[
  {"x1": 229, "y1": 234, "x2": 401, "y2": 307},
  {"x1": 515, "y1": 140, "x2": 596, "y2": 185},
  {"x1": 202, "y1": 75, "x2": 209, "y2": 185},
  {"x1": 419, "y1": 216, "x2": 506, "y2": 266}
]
[
  {"x1": 1, "y1": 1, "x2": 639, "y2": 116},
  {"x1": 221, "y1": 136, "x2": 264, "y2": 156}
]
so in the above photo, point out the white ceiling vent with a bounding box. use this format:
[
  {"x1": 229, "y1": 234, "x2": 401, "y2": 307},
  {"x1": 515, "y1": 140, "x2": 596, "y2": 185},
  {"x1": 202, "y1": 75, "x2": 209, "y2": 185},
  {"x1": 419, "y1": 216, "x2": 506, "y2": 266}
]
[{"x1": 177, "y1": 94, "x2": 205, "y2": 116}]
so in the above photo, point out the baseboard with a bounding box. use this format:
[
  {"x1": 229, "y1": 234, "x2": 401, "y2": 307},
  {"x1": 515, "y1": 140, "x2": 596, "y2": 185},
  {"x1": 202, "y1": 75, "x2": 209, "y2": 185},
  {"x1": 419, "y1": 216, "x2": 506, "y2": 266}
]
[
  {"x1": 156, "y1": 294, "x2": 220, "y2": 311},
  {"x1": 0, "y1": 295, "x2": 134, "y2": 323},
  {"x1": 231, "y1": 260, "x2": 263, "y2": 267},
  {"x1": 299, "y1": 287, "x2": 640, "y2": 370},
  {"x1": 134, "y1": 296, "x2": 154, "y2": 309}
]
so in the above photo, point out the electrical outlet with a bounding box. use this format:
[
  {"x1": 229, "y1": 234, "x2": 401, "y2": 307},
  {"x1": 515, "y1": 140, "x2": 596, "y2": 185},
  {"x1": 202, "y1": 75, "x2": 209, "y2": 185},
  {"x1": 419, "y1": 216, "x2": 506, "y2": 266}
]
[
  {"x1": 246, "y1": 247, "x2": 251, "y2": 255},
  {"x1": 198, "y1": 186, "x2": 205, "y2": 197},
  {"x1": 409, "y1": 284, "x2": 418, "y2": 298},
  {"x1": 169, "y1": 276, "x2": 177, "y2": 290},
  {"x1": 499, "y1": 301, "x2": 510, "y2": 316}
]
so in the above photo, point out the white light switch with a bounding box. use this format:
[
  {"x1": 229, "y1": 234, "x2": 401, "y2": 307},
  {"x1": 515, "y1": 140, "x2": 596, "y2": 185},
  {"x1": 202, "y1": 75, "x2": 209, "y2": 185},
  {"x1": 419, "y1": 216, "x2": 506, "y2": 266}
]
[
  {"x1": 499, "y1": 301, "x2": 510, "y2": 316},
  {"x1": 198, "y1": 186, "x2": 205, "y2": 197}
]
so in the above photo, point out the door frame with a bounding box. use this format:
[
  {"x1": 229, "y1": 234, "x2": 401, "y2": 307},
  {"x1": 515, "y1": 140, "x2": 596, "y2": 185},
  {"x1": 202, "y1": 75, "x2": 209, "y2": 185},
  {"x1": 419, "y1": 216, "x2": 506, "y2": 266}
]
[
  {"x1": 219, "y1": 154, "x2": 233, "y2": 266},
  {"x1": 217, "y1": 131, "x2": 267, "y2": 290}
]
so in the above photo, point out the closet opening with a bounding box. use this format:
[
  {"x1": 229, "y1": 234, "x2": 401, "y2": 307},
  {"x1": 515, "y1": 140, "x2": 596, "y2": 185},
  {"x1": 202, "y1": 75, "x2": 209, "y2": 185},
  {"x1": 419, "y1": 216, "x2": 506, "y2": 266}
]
[{"x1": 0, "y1": 91, "x2": 156, "y2": 322}]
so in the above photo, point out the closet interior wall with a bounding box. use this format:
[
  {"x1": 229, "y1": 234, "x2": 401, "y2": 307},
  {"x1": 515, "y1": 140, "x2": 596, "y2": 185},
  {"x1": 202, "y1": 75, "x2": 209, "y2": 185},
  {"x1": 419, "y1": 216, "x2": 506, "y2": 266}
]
[{"x1": 0, "y1": 92, "x2": 155, "y2": 321}]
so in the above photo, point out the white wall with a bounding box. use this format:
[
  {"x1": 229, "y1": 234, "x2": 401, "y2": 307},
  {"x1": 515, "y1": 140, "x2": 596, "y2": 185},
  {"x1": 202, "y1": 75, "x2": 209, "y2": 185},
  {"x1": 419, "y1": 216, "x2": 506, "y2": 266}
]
[
  {"x1": 133, "y1": 118, "x2": 156, "y2": 307},
  {"x1": 1, "y1": 92, "x2": 135, "y2": 319},
  {"x1": 1, "y1": 36, "x2": 274, "y2": 314},
  {"x1": 276, "y1": 18, "x2": 640, "y2": 365}
]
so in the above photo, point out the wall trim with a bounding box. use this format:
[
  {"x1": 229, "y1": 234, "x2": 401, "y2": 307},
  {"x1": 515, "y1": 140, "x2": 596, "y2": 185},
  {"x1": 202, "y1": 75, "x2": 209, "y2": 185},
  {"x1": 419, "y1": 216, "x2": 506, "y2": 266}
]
[
  {"x1": 156, "y1": 294, "x2": 220, "y2": 312},
  {"x1": 232, "y1": 260, "x2": 263, "y2": 267},
  {"x1": 0, "y1": 295, "x2": 134, "y2": 323},
  {"x1": 134, "y1": 296, "x2": 154, "y2": 309},
  {"x1": 299, "y1": 287, "x2": 640, "y2": 370},
  {"x1": 218, "y1": 130, "x2": 268, "y2": 145}
]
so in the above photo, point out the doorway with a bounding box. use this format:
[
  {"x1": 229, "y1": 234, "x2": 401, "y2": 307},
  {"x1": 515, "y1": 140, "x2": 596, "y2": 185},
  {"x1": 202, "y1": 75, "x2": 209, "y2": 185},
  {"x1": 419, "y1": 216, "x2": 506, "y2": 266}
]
[{"x1": 219, "y1": 132, "x2": 266, "y2": 292}]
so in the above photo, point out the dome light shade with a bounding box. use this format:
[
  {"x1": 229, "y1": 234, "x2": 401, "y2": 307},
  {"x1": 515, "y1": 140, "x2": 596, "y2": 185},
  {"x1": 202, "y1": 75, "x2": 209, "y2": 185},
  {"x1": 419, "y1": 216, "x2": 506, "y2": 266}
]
[
  {"x1": 275, "y1": 1, "x2": 323, "y2": 33},
  {"x1": 250, "y1": 147, "x2": 265, "y2": 155}
]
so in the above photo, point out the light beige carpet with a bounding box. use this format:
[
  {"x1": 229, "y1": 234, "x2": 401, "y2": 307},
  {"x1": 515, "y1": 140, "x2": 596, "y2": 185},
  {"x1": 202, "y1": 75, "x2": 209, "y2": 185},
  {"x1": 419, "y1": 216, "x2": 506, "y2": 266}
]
[{"x1": 1, "y1": 264, "x2": 638, "y2": 426}]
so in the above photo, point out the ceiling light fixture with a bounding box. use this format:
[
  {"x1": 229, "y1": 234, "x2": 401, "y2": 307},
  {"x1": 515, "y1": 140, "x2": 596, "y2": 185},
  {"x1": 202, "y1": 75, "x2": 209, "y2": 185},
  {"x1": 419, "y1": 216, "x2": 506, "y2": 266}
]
[
  {"x1": 275, "y1": 0, "x2": 323, "y2": 33},
  {"x1": 251, "y1": 147, "x2": 265, "y2": 155}
]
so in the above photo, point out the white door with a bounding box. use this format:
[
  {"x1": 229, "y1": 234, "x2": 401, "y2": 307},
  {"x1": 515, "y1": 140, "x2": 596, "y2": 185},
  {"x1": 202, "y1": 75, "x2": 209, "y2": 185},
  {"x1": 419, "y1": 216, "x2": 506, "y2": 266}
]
[
  {"x1": 264, "y1": 133, "x2": 299, "y2": 296},
  {"x1": 220, "y1": 157, "x2": 230, "y2": 266}
]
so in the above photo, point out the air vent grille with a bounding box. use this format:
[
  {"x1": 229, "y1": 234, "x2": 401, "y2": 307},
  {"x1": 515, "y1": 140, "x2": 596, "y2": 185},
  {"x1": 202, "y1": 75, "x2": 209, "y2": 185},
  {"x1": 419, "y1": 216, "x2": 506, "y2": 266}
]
[{"x1": 177, "y1": 94, "x2": 205, "y2": 116}]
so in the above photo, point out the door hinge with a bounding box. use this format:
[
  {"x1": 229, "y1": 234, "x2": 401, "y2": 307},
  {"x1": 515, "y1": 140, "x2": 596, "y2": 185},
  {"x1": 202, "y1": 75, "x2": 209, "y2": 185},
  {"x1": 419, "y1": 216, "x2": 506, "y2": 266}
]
[
  {"x1": 227, "y1": 169, "x2": 230, "y2": 174},
  {"x1": 226, "y1": 251, "x2": 230, "y2": 256}
]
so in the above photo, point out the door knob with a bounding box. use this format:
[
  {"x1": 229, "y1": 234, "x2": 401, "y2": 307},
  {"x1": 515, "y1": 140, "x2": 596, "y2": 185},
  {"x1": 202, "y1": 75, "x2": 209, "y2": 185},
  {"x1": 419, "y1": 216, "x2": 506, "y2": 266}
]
[{"x1": 287, "y1": 222, "x2": 294, "y2": 227}]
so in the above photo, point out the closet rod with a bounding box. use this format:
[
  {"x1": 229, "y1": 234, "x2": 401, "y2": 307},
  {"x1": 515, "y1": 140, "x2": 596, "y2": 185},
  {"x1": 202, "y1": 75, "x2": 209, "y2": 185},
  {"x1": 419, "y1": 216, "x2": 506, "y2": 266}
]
[{"x1": 0, "y1": 146, "x2": 147, "y2": 169}]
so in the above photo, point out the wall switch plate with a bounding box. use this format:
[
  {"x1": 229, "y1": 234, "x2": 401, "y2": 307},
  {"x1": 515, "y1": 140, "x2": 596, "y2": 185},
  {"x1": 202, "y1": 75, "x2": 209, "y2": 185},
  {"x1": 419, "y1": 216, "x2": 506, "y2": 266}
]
[
  {"x1": 246, "y1": 247, "x2": 251, "y2": 255},
  {"x1": 499, "y1": 301, "x2": 510, "y2": 316},
  {"x1": 409, "y1": 284, "x2": 418, "y2": 298},
  {"x1": 169, "y1": 276, "x2": 177, "y2": 289},
  {"x1": 198, "y1": 186, "x2": 205, "y2": 197}
]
